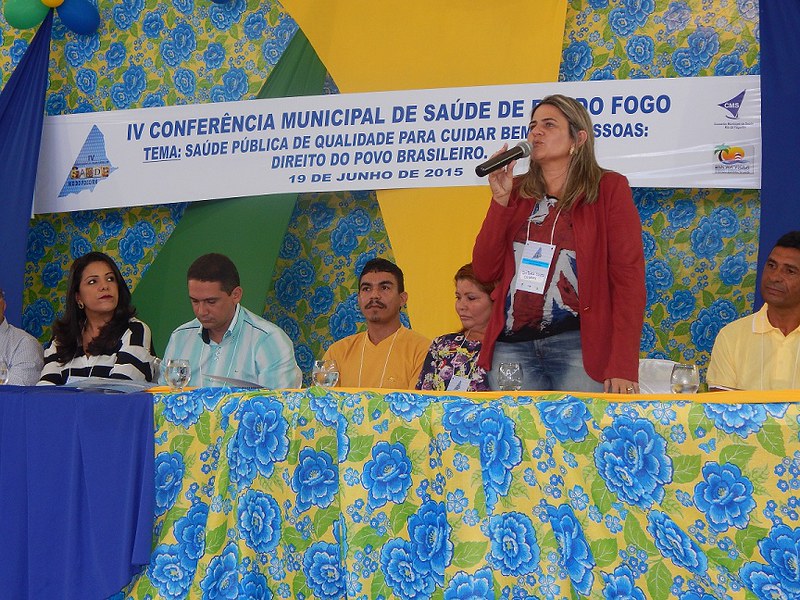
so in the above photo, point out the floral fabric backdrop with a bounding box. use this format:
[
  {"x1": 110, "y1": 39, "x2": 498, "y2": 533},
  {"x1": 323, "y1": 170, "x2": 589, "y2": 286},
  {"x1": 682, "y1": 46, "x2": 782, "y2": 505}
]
[
  {"x1": 263, "y1": 190, "x2": 411, "y2": 384},
  {"x1": 560, "y1": 1, "x2": 761, "y2": 378},
  {"x1": 22, "y1": 204, "x2": 186, "y2": 340},
  {"x1": 0, "y1": 0, "x2": 761, "y2": 381},
  {"x1": 117, "y1": 387, "x2": 800, "y2": 599}
]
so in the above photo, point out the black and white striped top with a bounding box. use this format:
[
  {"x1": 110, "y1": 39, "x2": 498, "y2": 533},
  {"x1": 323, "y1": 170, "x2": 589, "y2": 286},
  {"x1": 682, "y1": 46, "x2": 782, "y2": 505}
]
[{"x1": 38, "y1": 318, "x2": 157, "y2": 386}]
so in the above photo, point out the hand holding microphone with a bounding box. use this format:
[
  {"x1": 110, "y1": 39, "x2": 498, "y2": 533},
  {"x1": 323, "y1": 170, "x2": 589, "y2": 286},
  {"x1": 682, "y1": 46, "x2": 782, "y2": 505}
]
[
  {"x1": 478, "y1": 141, "x2": 531, "y2": 206},
  {"x1": 475, "y1": 140, "x2": 532, "y2": 177}
]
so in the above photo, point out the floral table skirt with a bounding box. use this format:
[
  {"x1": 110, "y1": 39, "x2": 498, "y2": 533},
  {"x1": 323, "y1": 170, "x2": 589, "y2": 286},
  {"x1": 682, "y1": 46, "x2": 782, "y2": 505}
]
[{"x1": 117, "y1": 388, "x2": 800, "y2": 600}]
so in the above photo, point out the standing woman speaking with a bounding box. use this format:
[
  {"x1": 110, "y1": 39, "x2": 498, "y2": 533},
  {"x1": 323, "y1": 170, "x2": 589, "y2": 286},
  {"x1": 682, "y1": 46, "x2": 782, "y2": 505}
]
[{"x1": 472, "y1": 94, "x2": 645, "y2": 394}]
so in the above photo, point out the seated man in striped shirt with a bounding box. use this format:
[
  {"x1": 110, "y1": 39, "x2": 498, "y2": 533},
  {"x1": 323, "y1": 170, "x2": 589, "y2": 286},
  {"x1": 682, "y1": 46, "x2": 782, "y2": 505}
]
[{"x1": 162, "y1": 253, "x2": 301, "y2": 389}]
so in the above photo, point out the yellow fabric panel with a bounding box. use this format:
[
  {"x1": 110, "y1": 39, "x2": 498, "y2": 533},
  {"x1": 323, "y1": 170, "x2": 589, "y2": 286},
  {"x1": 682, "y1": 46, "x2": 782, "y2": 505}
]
[
  {"x1": 279, "y1": 1, "x2": 567, "y2": 92},
  {"x1": 279, "y1": 0, "x2": 567, "y2": 339},
  {"x1": 379, "y1": 186, "x2": 491, "y2": 339}
]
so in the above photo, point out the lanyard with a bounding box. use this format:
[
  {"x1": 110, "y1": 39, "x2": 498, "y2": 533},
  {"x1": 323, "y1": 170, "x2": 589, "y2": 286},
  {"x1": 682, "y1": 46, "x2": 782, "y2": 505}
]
[
  {"x1": 359, "y1": 328, "x2": 400, "y2": 387},
  {"x1": 525, "y1": 201, "x2": 562, "y2": 246}
]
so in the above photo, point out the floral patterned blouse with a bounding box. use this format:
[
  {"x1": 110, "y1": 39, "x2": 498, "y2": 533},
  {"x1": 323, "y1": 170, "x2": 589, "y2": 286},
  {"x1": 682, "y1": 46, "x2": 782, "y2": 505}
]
[{"x1": 415, "y1": 332, "x2": 489, "y2": 392}]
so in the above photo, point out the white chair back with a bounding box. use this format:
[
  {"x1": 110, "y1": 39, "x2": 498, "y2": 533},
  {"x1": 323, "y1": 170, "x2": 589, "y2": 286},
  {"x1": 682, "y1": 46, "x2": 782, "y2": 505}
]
[{"x1": 638, "y1": 359, "x2": 678, "y2": 394}]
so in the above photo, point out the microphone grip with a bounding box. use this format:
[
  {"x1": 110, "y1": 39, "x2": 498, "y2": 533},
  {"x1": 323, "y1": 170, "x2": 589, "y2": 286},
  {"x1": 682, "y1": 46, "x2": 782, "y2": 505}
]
[{"x1": 474, "y1": 142, "x2": 530, "y2": 177}]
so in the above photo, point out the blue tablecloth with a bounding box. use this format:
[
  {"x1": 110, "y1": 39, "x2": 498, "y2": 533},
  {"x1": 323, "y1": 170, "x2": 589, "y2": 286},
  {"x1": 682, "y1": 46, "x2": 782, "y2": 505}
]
[{"x1": 0, "y1": 385, "x2": 155, "y2": 600}]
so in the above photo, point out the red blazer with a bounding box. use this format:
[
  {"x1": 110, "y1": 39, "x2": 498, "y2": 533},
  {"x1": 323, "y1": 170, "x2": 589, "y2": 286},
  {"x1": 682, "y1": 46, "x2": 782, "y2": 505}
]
[{"x1": 472, "y1": 171, "x2": 645, "y2": 383}]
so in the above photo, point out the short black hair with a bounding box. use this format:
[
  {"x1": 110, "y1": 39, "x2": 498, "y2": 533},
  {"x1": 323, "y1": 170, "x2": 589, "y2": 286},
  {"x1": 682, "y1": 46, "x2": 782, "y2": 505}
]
[
  {"x1": 775, "y1": 231, "x2": 800, "y2": 252},
  {"x1": 187, "y1": 253, "x2": 240, "y2": 293},
  {"x1": 359, "y1": 258, "x2": 405, "y2": 292}
]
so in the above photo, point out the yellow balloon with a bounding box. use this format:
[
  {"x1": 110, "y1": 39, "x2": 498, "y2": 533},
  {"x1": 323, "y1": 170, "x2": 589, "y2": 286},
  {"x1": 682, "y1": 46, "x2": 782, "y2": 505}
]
[{"x1": 40, "y1": 0, "x2": 63, "y2": 7}]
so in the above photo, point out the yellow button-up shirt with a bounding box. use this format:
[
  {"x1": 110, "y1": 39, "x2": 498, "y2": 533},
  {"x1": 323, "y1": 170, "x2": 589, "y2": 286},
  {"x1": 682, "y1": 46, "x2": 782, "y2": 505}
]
[{"x1": 707, "y1": 304, "x2": 800, "y2": 390}]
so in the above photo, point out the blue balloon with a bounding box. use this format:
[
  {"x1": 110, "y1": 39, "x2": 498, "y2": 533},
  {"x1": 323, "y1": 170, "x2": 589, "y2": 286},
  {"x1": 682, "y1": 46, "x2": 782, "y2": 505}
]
[{"x1": 57, "y1": 0, "x2": 100, "y2": 35}]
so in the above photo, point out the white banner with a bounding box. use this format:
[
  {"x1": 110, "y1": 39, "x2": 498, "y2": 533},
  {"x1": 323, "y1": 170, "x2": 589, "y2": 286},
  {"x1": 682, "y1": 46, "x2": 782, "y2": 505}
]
[{"x1": 33, "y1": 76, "x2": 760, "y2": 214}]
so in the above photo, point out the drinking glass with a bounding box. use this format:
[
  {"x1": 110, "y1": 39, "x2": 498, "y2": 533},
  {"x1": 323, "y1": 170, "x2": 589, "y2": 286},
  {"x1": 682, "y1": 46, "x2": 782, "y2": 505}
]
[
  {"x1": 0, "y1": 360, "x2": 9, "y2": 385},
  {"x1": 312, "y1": 359, "x2": 340, "y2": 388},
  {"x1": 165, "y1": 359, "x2": 191, "y2": 391},
  {"x1": 497, "y1": 362, "x2": 522, "y2": 391},
  {"x1": 670, "y1": 363, "x2": 700, "y2": 394}
]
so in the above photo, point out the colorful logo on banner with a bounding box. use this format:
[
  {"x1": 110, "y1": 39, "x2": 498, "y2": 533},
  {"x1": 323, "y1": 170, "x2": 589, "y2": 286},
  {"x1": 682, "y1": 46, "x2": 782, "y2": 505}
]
[
  {"x1": 58, "y1": 125, "x2": 117, "y2": 197},
  {"x1": 718, "y1": 91, "x2": 746, "y2": 119},
  {"x1": 714, "y1": 143, "x2": 753, "y2": 174}
]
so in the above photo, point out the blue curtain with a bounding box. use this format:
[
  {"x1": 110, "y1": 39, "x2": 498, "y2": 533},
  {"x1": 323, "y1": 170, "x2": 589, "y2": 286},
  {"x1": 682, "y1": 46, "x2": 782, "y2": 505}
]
[
  {"x1": 757, "y1": 2, "x2": 800, "y2": 306},
  {"x1": 0, "y1": 12, "x2": 52, "y2": 324}
]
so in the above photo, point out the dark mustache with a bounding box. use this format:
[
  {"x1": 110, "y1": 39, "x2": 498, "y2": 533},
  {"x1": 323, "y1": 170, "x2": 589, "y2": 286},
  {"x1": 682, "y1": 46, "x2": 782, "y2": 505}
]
[{"x1": 366, "y1": 301, "x2": 386, "y2": 309}]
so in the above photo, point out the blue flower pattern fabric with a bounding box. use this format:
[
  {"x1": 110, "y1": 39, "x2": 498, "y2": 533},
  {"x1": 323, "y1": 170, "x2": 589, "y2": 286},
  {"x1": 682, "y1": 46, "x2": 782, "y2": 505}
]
[
  {"x1": 0, "y1": 0, "x2": 777, "y2": 595},
  {"x1": 122, "y1": 388, "x2": 800, "y2": 599},
  {"x1": 5, "y1": 0, "x2": 762, "y2": 389}
]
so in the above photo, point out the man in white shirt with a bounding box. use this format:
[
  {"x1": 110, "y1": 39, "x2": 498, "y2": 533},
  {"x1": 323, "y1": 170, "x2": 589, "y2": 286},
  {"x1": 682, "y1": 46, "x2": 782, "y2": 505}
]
[
  {"x1": 707, "y1": 231, "x2": 800, "y2": 390},
  {"x1": 0, "y1": 287, "x2": 44, "y2": 385},
  {"x1": 162, "y1": 253, "x2": 301, "y2": 389}
]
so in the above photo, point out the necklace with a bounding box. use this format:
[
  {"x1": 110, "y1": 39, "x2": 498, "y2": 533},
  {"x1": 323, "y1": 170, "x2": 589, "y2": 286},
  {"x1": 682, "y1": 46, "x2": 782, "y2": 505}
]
[
  {"x1": 358, "y1": 328, "x2": 400, "y2": 387},
  {"x1": 457, "y1": 330, "x2": 479, "y2": 378}
]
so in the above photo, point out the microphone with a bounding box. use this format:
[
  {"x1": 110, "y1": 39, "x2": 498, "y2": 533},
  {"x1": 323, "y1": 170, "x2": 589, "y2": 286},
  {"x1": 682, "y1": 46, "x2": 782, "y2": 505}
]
[{"x1": 475, "y1": 141, "x2": 532, "y2": 177}]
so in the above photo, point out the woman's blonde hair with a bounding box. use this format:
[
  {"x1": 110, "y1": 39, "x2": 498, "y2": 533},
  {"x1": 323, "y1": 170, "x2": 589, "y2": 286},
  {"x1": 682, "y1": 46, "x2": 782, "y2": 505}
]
[{"x1": 516, "y1": 94, "x2": 604, "y2": 209}]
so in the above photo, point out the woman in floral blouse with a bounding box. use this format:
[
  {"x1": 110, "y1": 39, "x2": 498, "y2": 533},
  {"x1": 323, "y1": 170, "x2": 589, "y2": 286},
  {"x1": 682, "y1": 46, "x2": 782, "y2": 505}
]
[{"x1": 416, "y1": 264, "x2": 495, "y2": 392}]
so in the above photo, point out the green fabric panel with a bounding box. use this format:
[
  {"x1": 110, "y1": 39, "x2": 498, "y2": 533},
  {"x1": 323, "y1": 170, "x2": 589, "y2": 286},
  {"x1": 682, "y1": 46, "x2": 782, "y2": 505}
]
[
  {"x1": 132, "y1": 29, "x2": 328, "y2": 354},
  {"x1": 256, "y1": 29, "x2": 327, "y2": 100},
  {"x1": 132, "y1": 196, "x2": 296, "y2": 354}
]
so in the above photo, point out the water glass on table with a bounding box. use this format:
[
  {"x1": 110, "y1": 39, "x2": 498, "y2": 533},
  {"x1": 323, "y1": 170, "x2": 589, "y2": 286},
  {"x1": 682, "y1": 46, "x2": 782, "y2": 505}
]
[
  {"x1": 165, "y1": 358, "x2": 191, "y2": 391},
  {"x1": 312, "y1": 359, "x2": 340, "y2": 388},
  {"x1": 670, "y1": 363, "x2": 699, "y2": 394},
  {"x1": 497, "y1": 362, "x2": 522, "y2": 391}
]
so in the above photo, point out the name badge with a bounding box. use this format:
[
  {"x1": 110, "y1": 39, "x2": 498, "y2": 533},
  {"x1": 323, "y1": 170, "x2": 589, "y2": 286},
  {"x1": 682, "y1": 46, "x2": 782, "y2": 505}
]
[
  {"x1": 515, "y1": 240, "x2": 555, "y2": 294},
  {"x1": 447, "y1": 375, "x2": 471, "y2": 392}
]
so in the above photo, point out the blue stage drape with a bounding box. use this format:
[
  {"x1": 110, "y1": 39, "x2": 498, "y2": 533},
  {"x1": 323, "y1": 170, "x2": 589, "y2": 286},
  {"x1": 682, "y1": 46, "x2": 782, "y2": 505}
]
[
  {"x1": 0, "y1": 385, "x2": 154, "y2": 600},
  {"x1": 0, "y1": 13, "x2": 52, "y2": 325},
  {"x1": 757, "y1": 2, "x2": 800, "y2": 306}
]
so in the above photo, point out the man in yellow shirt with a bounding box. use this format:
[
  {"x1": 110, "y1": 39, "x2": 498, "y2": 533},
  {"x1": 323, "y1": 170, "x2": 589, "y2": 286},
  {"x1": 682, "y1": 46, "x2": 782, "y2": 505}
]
[
  {"x1": 707, "y1": 231, "x2": 800, "y2": 390},
  {"x1": 323, "y1": 258, "x2": 430, "y2": 389}
]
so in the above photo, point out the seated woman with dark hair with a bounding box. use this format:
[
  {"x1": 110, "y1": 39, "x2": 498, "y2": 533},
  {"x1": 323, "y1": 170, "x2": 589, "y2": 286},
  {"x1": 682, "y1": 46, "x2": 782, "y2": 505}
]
[
  {"x1": 416, "y1": 264, "x2": 495, "y2": 392},
  {"x1": 38, "y1": 251, "x2": 157, "y2": 385}
]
